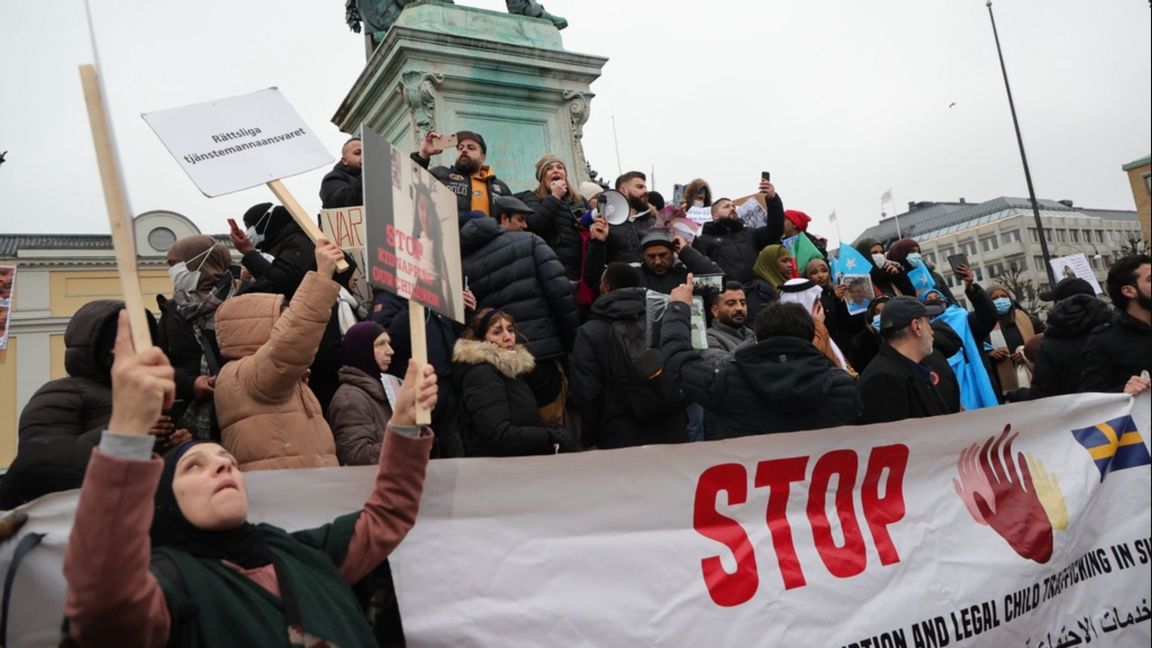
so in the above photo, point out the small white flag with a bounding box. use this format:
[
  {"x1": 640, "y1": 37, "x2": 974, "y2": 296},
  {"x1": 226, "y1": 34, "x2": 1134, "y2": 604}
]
[
  {"x1": 828, "y1": 210, "x2": 837, "y2": 224},
  {"x1": 881, "y1": 188, "x2": 893, "y2": 203}
]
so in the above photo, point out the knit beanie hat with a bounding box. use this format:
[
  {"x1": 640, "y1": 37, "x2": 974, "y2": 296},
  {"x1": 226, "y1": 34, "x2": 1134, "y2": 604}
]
[
  {"x1": 534, "y1": 155, "x2": 565, "y2": 180},
  {"x1": 784, "y1": 210, "x2": 812, "y2": 232},
  {"x1": 578, "y1": 181, "x2": 603, "y2": 203},
  {"x1": 640, "y1": 229, "x2": 675, "y2": 251}
]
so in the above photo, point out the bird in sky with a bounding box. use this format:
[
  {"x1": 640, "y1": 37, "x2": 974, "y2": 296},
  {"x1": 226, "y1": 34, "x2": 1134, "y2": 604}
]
[
  {"x1": 0, "y1": 151, "x2": 7, "y2": 168},
  {"x1": 948, "y1": 102, "x2": 957, "y2": 109}
]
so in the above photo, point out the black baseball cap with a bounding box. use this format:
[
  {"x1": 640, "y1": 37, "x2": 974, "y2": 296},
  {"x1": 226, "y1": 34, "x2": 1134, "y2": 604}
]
[
  {"x1": 1039, "y1": 277, "x2": 1094, "y2": 302},
  {"x1": 880, "y1": 296, "x2": 945, "y2": 333},
  {"x1": 456, "y1": 130, "x2": 487, "y2": 154}
]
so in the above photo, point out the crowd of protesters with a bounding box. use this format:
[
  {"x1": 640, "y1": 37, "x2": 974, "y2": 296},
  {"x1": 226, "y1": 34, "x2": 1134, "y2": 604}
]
[{"x1": 1, "y1": 128, "x2": 1149, "y2": 646}]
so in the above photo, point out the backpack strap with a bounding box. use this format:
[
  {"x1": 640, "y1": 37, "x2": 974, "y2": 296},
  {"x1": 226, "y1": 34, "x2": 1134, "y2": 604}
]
[{"x1": 2, "y1": 530, "x2": 44, "y2": 646}]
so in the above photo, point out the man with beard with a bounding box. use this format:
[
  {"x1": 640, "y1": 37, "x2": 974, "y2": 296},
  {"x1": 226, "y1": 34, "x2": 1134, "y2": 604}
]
[
  {"x1": 319, "y1": 137, "x2": 364, "y2": 209},
  {"x1": 706, "y1": 282, "x2": 754, "y2": 358},
  {"x1": 1080, "y1": 254, "x2": 1152, "y2": 395},
  {"x1": 412, "y1": 130, "x2": 512, "y2": 217},
  {"x1": 584, "y1": 227, "x2": 720, "y2": 297},
  {"x1": 693, "y1": 187, "x2": 785, "y2": 285},
  {"x1": 601, "y1": 171, "x2": 657, "y2": 264}
]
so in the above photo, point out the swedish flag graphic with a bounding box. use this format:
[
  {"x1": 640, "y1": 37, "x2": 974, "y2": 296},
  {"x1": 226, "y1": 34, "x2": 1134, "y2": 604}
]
[{"x1": 1071, "y1": 416, "x2": 1152, "y2": 481}]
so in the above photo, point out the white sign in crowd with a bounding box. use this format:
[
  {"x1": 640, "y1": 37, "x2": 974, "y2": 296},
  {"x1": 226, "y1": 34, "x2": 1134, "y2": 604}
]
[{"x1": 2, "y1": 393, "x2": 1149, "y2": 646}]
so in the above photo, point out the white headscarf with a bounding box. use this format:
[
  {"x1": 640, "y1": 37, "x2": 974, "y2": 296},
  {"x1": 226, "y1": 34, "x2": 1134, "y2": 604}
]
[{"x1": 779, "y1": 278, "x2": 849, "y2": 368}]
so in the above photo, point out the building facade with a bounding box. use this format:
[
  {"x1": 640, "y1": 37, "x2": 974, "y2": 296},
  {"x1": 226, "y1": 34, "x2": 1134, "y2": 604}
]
[
  {"x1": 1122, "y1": 154, "x2": 1151, "y2": 243},
  {"x1": 0, "y1": 211, "x2": 219, "y2": 468},
  {"x1": 854, "y1": 196, "x2": 1144, "y2": 307}
]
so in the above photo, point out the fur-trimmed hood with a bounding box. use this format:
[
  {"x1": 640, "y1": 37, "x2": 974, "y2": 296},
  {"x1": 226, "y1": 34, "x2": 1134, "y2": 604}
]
[{"x1": 452, "y1": 338, "x2": 536, "y2": 378}]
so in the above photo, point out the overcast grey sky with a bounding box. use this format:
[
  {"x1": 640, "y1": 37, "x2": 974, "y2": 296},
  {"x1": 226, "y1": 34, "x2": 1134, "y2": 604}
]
[{"x1": 1, "y1": 0, "x2": 1149, "y2": 244}]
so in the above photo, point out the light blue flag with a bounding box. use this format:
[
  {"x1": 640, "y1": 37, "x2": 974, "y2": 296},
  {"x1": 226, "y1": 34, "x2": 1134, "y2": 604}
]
[
  {"x1": 907, "y1": 263, "x2": 936, "y2": 295},
  {"x1": 832, "y1": 242, "x2": 872, "y2": 280},
  {"x1": 932, "y1": 305, "x2": 1000, "y2": 411}
]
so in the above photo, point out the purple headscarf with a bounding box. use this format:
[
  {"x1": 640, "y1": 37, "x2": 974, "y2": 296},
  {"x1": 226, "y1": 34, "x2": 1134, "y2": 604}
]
[{"x1": 340, "y1": 321, "x2": 387, "y2": 378}]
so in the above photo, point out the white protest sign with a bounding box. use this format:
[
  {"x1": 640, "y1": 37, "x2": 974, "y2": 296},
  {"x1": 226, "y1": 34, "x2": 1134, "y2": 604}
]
[
  {"x1": 686, "y1": 205, "x2": 713, "y2": 225},
  {"x1": 5, "y1": 394, "x2": 1149, "y2": 646},
  {"x1": 1049, "y1": 253, "x2": 1103, "y2": 295},
  {"x1": 142, "y1": 88, "x2": 332, "y2": 197}
]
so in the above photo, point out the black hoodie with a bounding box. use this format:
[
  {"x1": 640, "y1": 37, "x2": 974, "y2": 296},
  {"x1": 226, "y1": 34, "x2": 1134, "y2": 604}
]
[
  {"x1": 1026, "y1": 295, "x2": 1113, "y2": 398},
  {"x1": 661, "y1": 302, "x2": 861, "y2": 439},
  {"x1": 1, "y1": 300, "x2": 123, "y2": 507},
  {"x1": 570, "y1": 288, "x2": 688, "y2": 448}
]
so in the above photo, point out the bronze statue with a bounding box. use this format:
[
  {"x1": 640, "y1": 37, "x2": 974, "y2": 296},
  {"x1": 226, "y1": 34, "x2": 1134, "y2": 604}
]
[{"x1": 346, "y1": 0, "x2": 567, "y2": 43}]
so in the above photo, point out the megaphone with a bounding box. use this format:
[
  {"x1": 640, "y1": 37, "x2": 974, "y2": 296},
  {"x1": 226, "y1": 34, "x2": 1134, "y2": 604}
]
[{"x1": 597, "y1": 190, "x2": 630, "y2": 226}]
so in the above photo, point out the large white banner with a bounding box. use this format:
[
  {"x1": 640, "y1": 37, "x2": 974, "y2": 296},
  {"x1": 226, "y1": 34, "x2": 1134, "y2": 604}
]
[
  {"x1": 2, "y1": 394, "x2": 1149, "y2": 647},
  {"x1": 141, "y1": 87, "x2": 332, "y2": 196}
]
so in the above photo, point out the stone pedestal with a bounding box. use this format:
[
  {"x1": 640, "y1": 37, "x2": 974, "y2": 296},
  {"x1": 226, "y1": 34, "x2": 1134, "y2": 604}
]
[{"x1": 331, "y1": 1, "x2": 608, "y2": 192}]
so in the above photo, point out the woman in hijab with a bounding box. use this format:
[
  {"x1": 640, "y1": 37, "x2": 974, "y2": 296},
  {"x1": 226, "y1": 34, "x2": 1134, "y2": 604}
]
[
  {"x1": 983, "y1": 284, "x2": 1045, "y2": 396},
  {"x1": 746, "y1": 244, "x2": 791, "y2": 321},
  {"x1": 779, "y1": 278, "x2": 856, "y2": 375},
  {"x1": 804, "y1": 257, "x2": 863, "y2": 349},
  {"x1": 854, "y1": 237, "x2": 916, "y2": 297},
  {"x1": 887, "y1": 238, "x2": 953, "y2": 303},
  {"x1": 327, "y1": 321, "x2": 401, "y2": 466},
  {"x1": 452, "y1": 308, "x2": 580, "y2": 456},
  {"x1": 158, "y1": 235, "x2": 237, "y2": 441},
  {"x1": 63, "y1": 311, "x2": 438, "y2": 647}
]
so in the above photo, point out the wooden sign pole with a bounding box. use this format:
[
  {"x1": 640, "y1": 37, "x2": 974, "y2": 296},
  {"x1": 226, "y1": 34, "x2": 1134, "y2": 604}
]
[
  {"x1": 408, "y1": 302, "x2": 431, "y2": 425},
  {"x1": 267, "y1": 179, "x2": 350, "y2": 273},
  {"x1": 78, "y1": 64, "x2": 151, "y2": 351}
]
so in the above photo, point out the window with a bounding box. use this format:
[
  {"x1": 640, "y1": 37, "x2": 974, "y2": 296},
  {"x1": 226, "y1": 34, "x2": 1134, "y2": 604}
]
[
  {"x1": 939, "y1": 247, "x2": 954, "y2": 259},
  {"x1": 1096, "y1": 230, "x2": 1105, "y2": 243},
  {"x1": 973, "y1": 267, "x2": 984, "y2": 281},
  {"x1": 981, "y1": 237, "x2": 999, "y2": 252},
  {"x1": 1055, "y1": 229, "x2": 1067, "y2": 242},
  {"x1": 1001, "y1": 230, "x2": 1021, "y2": 244},
  {"x1": 1070, "y1": 229, "x2": 1080, "y2": 242},
  {"x1": 1033, "y1": 256, "x2": 1046, "y2": 271},
  {"x1": 1028, "y1": 228, "x2": 1039, "y2": 243},
  {"x1": 1089, "y1": 256, "x2": 1099, "y2": 269},
  {"x1": 961, "y1": 241, "x2": 977, "y2": 256},
  {"x1": 924, "y1": 252, "x2": 937, "y2": 267}
]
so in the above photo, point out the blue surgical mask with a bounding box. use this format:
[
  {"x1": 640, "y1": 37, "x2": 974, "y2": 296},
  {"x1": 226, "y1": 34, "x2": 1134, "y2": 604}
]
[
  {"x1": 906, "y1": 252, "x2": 923, "y2": 268},
  {"x1": 994, "y1": 297, "x2": 1012, "y2": 315},
  {"x1": 871, "y1": 314, "x2": 882, "y2": 331}
]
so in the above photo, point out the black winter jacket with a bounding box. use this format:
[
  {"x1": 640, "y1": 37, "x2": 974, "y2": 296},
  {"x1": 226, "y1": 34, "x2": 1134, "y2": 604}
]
[
  {"x1": 517, "y1": 190, "x2": 587, "y2": 281},
  {"x1": 604, "y1": 210, "x2": 657, "y2": 264},
  {"x1": 859, "y1": 344, "x2": 959, "y2": 424},
  {"x1": 660, "y1": 302, "x2": 861, "y2": 439},
  {"x1": 0, "y1": 300, "x2": 120, "y2": 507},
  {"x1": 1028, "y1": 295, "x2": 1112, "y2": 398},
  {"x1": 452, "y1": 339, "x2": 569, "y2": 456},
  {"x1": 460, "y1": 217, "x2": 580, "y2": 359},
  {"x1": 370, "y1": 291, "x2": 465, "y2": 458},
  {"x1": 570, "y1": 288, "x2": 688, "y2": 449},
  {"x1": 410, "y1": 153, "x2": 512, "y2": 216},
  {"x1": 692, "y1": 207, "x2": 783, "y2": 284},
  {"x1": 583, "y1": 239, "x2": 722, "y2": 297},
  {"x1": 1079, "y1": 311, "x2": 1152, "y2": 393},
  {"x1": 319, "y1": 162, "x2": 363, "y2": 209},
  {"x1": 744, "y1": 278, "x2": 780, "y2": 323}
]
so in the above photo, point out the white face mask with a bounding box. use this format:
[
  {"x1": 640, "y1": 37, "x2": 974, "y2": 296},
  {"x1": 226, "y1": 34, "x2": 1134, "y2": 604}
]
[
  {"x1": 906, "y1": 252, "x2": 924, "y2": 268},
  {"x1": 693, "y1": 199, "x2": 705, "y2": 208},
  {"x1": 245, "y1": 208, "x2": 273, "y2": 248},
  {"x1": 168, "y1": 246, "x2": 213, "y2": 299},
  {"x1": 872, "y1": 253, "x2": 888, "y2": 268}
]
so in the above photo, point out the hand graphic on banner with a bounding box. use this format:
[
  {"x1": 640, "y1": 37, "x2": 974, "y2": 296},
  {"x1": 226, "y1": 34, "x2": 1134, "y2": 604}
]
[{"x1": 953, "y1": 425, "x2": 1055, "y2": 563}]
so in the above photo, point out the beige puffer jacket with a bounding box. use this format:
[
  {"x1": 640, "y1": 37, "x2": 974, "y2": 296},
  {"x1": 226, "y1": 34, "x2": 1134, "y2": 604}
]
[{"x1": 214, "y1": 271, "x2": 341, "y2": 471}]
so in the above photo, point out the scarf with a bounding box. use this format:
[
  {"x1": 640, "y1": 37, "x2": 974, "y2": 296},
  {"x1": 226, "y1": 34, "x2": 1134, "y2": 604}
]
[
  {"x1": 753, "y1": 244, "x2": 792, "y2": 289},
  {"x1": 150, "y1": 441, "x2": 374, "y2": 646},
  {"x1": 470, "y1": 166, "x2": 495, "y2": 215},
  {"x1": 150, "y1": 441, "x2": 271, "y2": 569},
  {"x1": 931, "y1": 306, "x2": 1000, "y2": 410},
  {"x1": 779, "y1": 279, "x2": 852, "y2": 372},
  {"x1": 340, "y1": 321, "x2": 386, "y2": 379}
]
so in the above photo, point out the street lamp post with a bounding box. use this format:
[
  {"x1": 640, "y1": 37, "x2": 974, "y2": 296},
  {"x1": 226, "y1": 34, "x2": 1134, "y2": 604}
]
[{"x1": 985, "y1": 0, "x2": 1058, "y2": 288}]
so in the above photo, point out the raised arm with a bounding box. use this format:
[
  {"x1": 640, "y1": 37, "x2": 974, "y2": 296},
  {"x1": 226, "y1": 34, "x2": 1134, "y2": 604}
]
[
  {"x1": 339, "y1": 362, "x2": 436, "y2": 584},
  {"x1": 64, "y1": 311, "x2": 175, "y2": 648}
]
